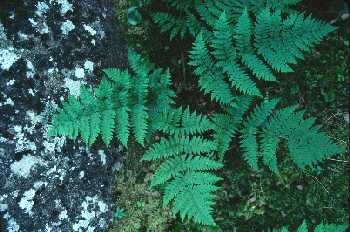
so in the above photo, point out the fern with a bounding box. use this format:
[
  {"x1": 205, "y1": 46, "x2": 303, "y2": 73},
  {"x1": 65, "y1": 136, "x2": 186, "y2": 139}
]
[
  {"x1": 240, "y1": 99, "x2": 345, "y2": 173},
  {"x1": 255, "y1": 8, "x2": 335, "y2": 72},
  {"x1": 188, "y1": 32, "x2": 235, "y2": 105},
  {"x1": 48, "y1": 49, "x2": 175, "y2": 147},
  {"x1": 142, "y1": 107, "x2": 222, "y2": 226},
  {"x1": 270, "y1": 220, "x2": 348, "y2": 232},
  {"x1": 188, "y1": 5, "x2": 335, "y2": 106},
  {"x1": 211, "y1": 95, "x2": 253, "y2": 160}
]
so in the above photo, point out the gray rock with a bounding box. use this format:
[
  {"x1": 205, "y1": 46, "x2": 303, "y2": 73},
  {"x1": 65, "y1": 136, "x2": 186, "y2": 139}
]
[{"x1": 0, "y1": 0, "x2": 127, "y2": 231}]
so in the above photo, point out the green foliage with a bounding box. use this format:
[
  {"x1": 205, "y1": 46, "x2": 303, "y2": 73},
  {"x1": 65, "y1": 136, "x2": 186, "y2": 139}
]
[
  {"x1": 147, "y1": 0, "x2": 304, "y2": 40},
  {"x1": 54, "y1": 0, "x2": 348, "y2": 229},
  {"x1": 240, "y1": 99, "x2": 345, "y2": 173},
  {"x1": 113, "y1": 207, "x2": 126, "y2": 220},
  {"x1": 142, "y1": 107, "x2": 223, "y2": 226},
  {"x1": 189, "y1": 8, "x2": 335, "y2": 106},
  {"x1": 271, "y1": 220, "x2": 348, "y2": 232},
  {"x1": 48, "y1": 49, "x2": 175, "y2": 147}
]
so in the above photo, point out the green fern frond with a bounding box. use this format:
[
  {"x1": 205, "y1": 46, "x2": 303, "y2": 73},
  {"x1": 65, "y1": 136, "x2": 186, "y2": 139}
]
[
  {"x1": 314, "y1": 223, "x2": 349, "y2": 232},
  {"x1": 210, "y1": 113, "x2": 237, "y2": 160},
  {"x1": 180, "y1": 107, "x2": 213, "y2": 135},
  {"x1": 131, "y1": 104, "x2": 148, "y2": 145},
  {"x1": 270, "y1": 220, "x2": 348, "y2": 232},
  {"x1": 235, "y1": 8, "x2": 277, "y2": 82},
  {"x1": 210, "y1": 11, "x2": 236, "y2": 64},
  {"x1": 143, "y1": 107, "x2": 222, "y2": 226},
  {"x1": 142, "y1": 136, "x2": 216, "y2": 161},
  {"x1": 189, "y1": 32, "x2": 235, "y2": 105},
  {"x1": 115, "y1": 107, "x2": 129, "y2": 147},
  {"x1": 151, "y1": 155, "x2": 223, "y2": 187},
  {"x1": 255, "y1": 8, "x2": 335, "y2": 72},
  {"x1": 163, "y1": 171, "x2": 222, "y2": 225},
  {"x1": 100, "y1": 108, "x2": 116, "y2": 145},
  {"x1": 240, "y1": 102, "x2": 345, "y2": 173},
  {"x1": 151, "y1": 10, "x2": 201, "y2": 40},
  {"x1": 148, "y1": 68, "x2": 176, "y2": 115},
  {"x1": 49, "y1": 49, "x2": 174, "y2": 148},
  {"x1": 240, "y1": 99, "x2": 279, "y2": 170}
]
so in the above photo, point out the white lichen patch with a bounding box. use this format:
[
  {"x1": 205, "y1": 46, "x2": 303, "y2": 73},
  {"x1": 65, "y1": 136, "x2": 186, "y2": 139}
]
[
  {"x1": 26, "y1": 60, "x2": 35, "y2": 78},
  {"x1": 72, "y1": 196, "x2": 109, "y2": 231},
  {"x1": 79, "y1": 171, "x2": 85, "y2": 179},
  {"x1": 74, "y1": 67, "x2": 85, "y2": 79},
  {"x1": 61, "y1": 20, "x2": 75, "y2": 35},
  {"x1": 19, "y1": 189, "x2": 36, "y2": 215},
  {"x1": 17, "y1": 32, "x2": 29, "y2": 41},
  {"x1": 84, "y1": 60, "x2": 94, "y2": 73},
  {"x1": 0, "y1": 48, "x2": 20, "y2": 71},
  {"x1": 56, "y1": 0, "x2": 73, "y2": 16},
  {"x1": 4, "y1": 213, "x2": 20, "y2": 232},
  {"x1": 33, "y1": 181, "x2": 47, "y2": 189},
  {"x1": 59, "y1": 209, "x2": 68, "y2": 220},
  {"x1": 27, "y1": 110, "x2": 42, "y2": 129},
  {"x1": 28, "y1": 88, "x2": 35, "y2": 96},
  {"x1": 0, "y1": 203, "x2": 8, "y2": 212},
  {"x1": 64, "y1": 78, "x2": 81, "y2": 97},
  {"x1": 83, "y1": 24, "x2": 97, "y2": 36},
  {"x1": 12, "y1": 125, "x2": 37, "y2": 152},
  {"x1": 40, "y1": 22, "x2": 50, "y2": 34},
  {"x1": 35, "y1": 2, "x2": 50, "y2": 17},
  {"x1": 97, "y1": 201, "x2": 108, "y2": 213},
  {"x1": 43, "y1": 136, "x2": 65, "y2": 153},
  {"x1": 28, "y1": 18, "x2": 38, "y2": 27},
  {"x1": 10, "y1": 155, "x2": 43, "y2": 178},
  {"x1": 7, "y1": 80, "x2": 15, "y2": 86},
  {"x1": 2, "y1": 97, "x2": 14, "y2": 106},
  {"x1": 28, "y1": 18, "x2": 49, "y2": 34},
  {"x1": 98, "y1": 150, "x2": 106, "y2": 166}
]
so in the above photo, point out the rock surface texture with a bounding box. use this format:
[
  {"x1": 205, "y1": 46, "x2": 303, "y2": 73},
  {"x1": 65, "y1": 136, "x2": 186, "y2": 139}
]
[{"x1": 0, "y1": 0, "x2": 127, "y2": 231}]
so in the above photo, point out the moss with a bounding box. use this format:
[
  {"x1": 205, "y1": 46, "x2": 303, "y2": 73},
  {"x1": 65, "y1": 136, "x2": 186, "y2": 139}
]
[
  {"x1": 113, "y1": 0, "x2": 148, "y2": 44},
  {"x1": 108, "y1": 142, "x2": 173, "y2": 232}
]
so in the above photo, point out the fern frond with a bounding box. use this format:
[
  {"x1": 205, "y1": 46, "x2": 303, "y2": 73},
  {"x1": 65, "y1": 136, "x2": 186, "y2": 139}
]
[
  {"x1": 180, "y1": 107, "x2": 213, "y2": 135},
  {"x1": 115, "y1": 107, "x2": 129, "y2": 147},
  {"x1": 142, "y1": 136, "x2": 216, "y2": 161},
  {"x1": 235, "y1": 8, "x2": 277, "y2": 82},
  {"x1": 151, "y1": 10, "x2": 201, "y2": 40},
  {"x1": 100, "y1": 108, "x2": 116, "y2": 145},
  {"x1": 240, "y1": 99, "x2": 279, "y2": 170},
  {"x1": 49, "y1": 50, "x2": 174, "y2": 147},
  {"x1": 163, "y1": 171, "x2": 221, "y2": 225},
  {"x1": 151, "y1": 155, "x2": 223, "y2": 187},
  {"x1": 226, "y1": 62, "x2": 262, "y2": 96},
  {"x1": 189, "y1": 33, "x2": 234, "y2": 105},
  {"x1": 131, "y1": 104, "x2": 148, "y2": 145},
  {"x1": 148, "y1": 68, "x2": 175, "y2": 115},
  {"x1": 262, "y1": 106, "x2": 345, "y2": 170},
  {"x1": 48, "y1": 96, "x2": 81, "y2": 140},
  {"x1": 314, "y1": 223, "x2": 349, "y2": 232},
  {"x1": 210, "y1": 113, "x2": 237, "y2": 160},
  {"x1": 255, "y1": 8, "x2": 335, "y2": 72},
  {"x1": 210, "y1": 12, "x2": 235, "y2": 64},
  {"x1": 172, "y1": 183, "x2": 219, "y2": 225},
  {"x1": 270, "y1": 220, "x2": 348, "y2": 232},
  {"x1": 260, "y1": 135, "x2": 280, "y2": 173}
]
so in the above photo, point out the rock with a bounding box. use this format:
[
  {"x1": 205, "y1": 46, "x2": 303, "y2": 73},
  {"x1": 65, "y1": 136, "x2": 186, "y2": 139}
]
[{"x1": 0, "y1": 0, "x2": 127, "y2": 231}]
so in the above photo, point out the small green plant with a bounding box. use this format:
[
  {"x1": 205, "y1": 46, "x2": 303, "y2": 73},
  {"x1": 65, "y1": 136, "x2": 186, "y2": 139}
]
[
  {"x1": 114, "y1": 207, "x2": 126, "y2": 220},
  {"x1": 142, "y1": 107, "x2": 223, "y2": 225},
  {"x1": 48, "y1": 49, "x2": 175, "y2": 147},
  {"x1": 270, "y1": 220, "x2": 348, "y2": 232}
]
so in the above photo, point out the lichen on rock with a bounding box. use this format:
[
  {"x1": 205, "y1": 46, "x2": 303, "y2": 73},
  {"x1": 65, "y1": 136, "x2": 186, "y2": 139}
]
[{"x1": 0, "y1": 0, "x2": 127, "y2": 231}]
